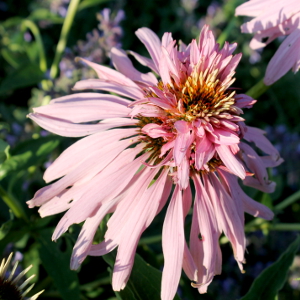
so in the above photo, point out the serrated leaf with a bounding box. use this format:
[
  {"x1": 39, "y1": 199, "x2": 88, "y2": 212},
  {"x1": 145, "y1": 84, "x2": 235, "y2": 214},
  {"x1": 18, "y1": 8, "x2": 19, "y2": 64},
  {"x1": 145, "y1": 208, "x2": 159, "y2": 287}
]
[
  {"x1": 37, "y1": 228, "x2": 80, "y2": 300},
  {"x1": 103, "y1": 252, "x2": 181, "y2": 300},
  {"x1": 0, "y1": 136, "x2": 60, "y2": 179},
  {"x1": 240, "y1": 235, "x2": 300, "y2": 300}
]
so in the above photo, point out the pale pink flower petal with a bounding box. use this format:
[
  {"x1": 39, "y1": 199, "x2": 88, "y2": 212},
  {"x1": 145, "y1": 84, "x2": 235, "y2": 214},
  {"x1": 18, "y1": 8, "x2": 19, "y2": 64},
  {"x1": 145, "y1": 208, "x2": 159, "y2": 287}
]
[
  {"x1": 43, "y1": 128, "x2": 136, "y2": 183},
  {"x1": 215, "y1": 144, "x2": 245, "y2": 179},
  {"x1": 265, "y1": 28, "x2": 300, "y2": 85},
  {"x1": 135, "y1": 27, "x2": 161, "y2": 73},
  {"x1": 28, "y1": 113, "x2": 136, "y2": 137},
  {"x1": 111, "y1": 47, "x2": 158, "y2": 86},
  {"x1": 33, "y1": 97, "x2": 131, "y2": 123},
  {"x1": 73, "y1": 79, "x2": 145, "y2": 100},
  {"x1": 161, "y1": 186, "x2": 185, "y2": 300},
  {"x1": 236, "y1": 0, "x2": 300, "y2": 84},
  {"x1": 77, "y1": 57, "x2": 139, "y2": 88},
  {"x1": 191, "y1": 175, "x2": 219, "y2": 293}
]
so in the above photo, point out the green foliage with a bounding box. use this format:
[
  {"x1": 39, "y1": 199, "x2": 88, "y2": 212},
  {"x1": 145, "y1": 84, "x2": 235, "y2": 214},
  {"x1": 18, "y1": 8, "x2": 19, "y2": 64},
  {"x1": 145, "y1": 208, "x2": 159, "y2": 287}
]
[
  {"x1": 0, "y1": 62, "x2": 44, "y2": 94},
  {"x1": 0, "y1": 135, "x2": 60, "y2": 180},
  {"x1": 240, "y1": 236, "x2": 300, "y2": 300},
  {"x1": 0, "y1": 212, "x2": 13, "y2": 240},
  {"x1": 38, "y1": 229, "x2": 80, "y2": 300},
  {"x1": 104, "y1": 252, "x2": 181, "y2": 300},
  {"x1": 0, "y1": 0, "x2": 300, "y2": 299},
  {"x1": 0, "y1": 139, "x2": 10, "y2": 164}
]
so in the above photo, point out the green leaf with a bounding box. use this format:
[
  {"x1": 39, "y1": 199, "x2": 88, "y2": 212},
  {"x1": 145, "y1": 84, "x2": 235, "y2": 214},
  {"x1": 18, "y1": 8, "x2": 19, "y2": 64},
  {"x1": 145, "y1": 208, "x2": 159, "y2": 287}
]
[
  {"x1": 0, "y1": 212, "x2": 14, "y2": 240},
  {"x1": 28, "y1": 8, "x2": 64, "y2": 24},
  {"x1": 37, "y1": 228, "x2": 80, "y2": 300},
  {"x1": 23, "y1": 243, "x2": 40, "y2": 283},
  {"x1": 240, "y1": 235, "x2": 300, "y2": 300},
  {"x1": 103, "y1": 252, "x2": 181, "y2": 300},
  {"x1": 0, "y1": 62, "x2": 44, "y2": 94},
  {"x1": 0, "y1": 139, "x2": 10, "y2": 164},
  {"x1": 0, "y1": 228, "x2": 29, "y2": 254},
  {"x1": 0, "y1": 136, "x2": 60, "y2": 179}
]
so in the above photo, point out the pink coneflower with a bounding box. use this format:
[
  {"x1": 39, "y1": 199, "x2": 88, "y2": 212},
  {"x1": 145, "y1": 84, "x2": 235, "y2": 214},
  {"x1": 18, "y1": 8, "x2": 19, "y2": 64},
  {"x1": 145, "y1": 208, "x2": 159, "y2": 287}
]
[
  {"x1": 28, "y1": 25, "x2": 282, "y2": 299},
  {"x1": 235, "y1": 0, "x2": 300, "y2": 85}
]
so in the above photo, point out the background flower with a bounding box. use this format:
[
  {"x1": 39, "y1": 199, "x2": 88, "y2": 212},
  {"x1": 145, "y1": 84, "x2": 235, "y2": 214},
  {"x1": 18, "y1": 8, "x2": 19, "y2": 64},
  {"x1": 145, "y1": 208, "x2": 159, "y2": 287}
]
[{"x1": 235, "y1": 0, "x2": 300, "y2": 85}]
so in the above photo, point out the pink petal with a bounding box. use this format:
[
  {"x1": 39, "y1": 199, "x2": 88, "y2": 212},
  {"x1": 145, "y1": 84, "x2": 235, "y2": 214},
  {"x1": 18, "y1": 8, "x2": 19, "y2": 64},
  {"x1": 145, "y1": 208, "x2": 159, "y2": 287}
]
[
  {"x1": 174, "y1": 120, "x2": 193, "y2": 165},
  {"x1": 135, "y1": 27, "x2": 161, "y2": 73},
  {"x1": 207, "y1": 128, "x2": 240, "y2": 145},
  {"x1": 28, "y1": 113, "x2": 136, "y2": 137},
  {"x1": 192, "y1": 174, "x2": 219, "y2": 291},
  {"x1": 235, "y1": 94, "x2": 257, "y2": 109},
  {"x1": 77, "y1": 57, "x2": 138, "y2": 87},
  {"x1": 51, "y1": 149, "x2": 149, "y2": 241},
  {"x1": 182, "y1": 242, "x2": 198, "y2": 282},
  {"x1": 73, "y1": 79, "x2": 145, "y2": 100},
  {"x1": 142, "y1": 123, "x2": 173, "y2": 139},
  {"x1": 264, "y1": 28, "x2": 300, "y2": 85},
  {"x1": 128, "y1": 50, "x2": 157, "y2": 73},
  {"x1": 50, "y1": 92, "x2": 130, "y2": 106},
  {"x1": 159, "y1": 46, "x2": 180, "y2": 85},
  {"x1": 161, "y1": 186, "x2": 184, "y2": 300},
  {"x1": 206, "y1": 174, "x2": 246, "y2": 267},
  {"x1": 195, "y1": 134, "x2": 215, "y2": 170},
  {"x1": 33, "y1": 98, "x2": 131, "y2": 123},
  {"x1": 244, "y1": 126, "x2": 280, "y2": 157},
  {"x1": 111, "y1": 47, "x2": 158, "y2": 86},
  {"x1": 28, "y1": 139, "x2": 141, "y2": 209},
  {"x1": 112, "y1": 169, "x2": 169, "y2": 291},
  {"x1": 216, "y1": 144, "x2": 245, "y2": 179},
  {"x1": 44, "y1": 128, "x2": 137, "y2": 183}
]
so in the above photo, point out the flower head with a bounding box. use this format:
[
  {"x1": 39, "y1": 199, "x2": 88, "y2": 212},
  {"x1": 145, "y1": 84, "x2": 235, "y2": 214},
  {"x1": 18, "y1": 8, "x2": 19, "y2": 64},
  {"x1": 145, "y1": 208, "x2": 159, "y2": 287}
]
[
  {"x1": 0, "y1": 253, "x2": 44, "y2": 300},
  {"x1": 236, "y1": 0, "x2": 300, "y2": 85},
  {"x1": 28, "y1": 25, "x2": 282, "y2": 299}
]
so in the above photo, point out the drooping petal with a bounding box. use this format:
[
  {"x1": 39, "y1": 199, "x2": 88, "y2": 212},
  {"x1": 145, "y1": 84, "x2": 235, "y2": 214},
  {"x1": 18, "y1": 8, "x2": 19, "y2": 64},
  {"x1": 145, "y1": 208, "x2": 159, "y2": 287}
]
[
  {"x1": 192, "y1": 174, "x2": 219, "y2": 292},
  {"x1": 44, "y1": 128, "x2": 137, "y2": 183},
  {"x1": 205, "y1": 174, "x2": 246, "y2": 269},
  {"x1": 28, "y1": 113, "x2": 136, "y2": 137},
  {"x1": 161, "y1": 186, "x2": 184, "y2": 300},
  {"x1": 216, "y1": 144, "x2": 245, "y2": 179},
  {"x1": 264, "y1": 28, "x2": 300, "y2": 85}
]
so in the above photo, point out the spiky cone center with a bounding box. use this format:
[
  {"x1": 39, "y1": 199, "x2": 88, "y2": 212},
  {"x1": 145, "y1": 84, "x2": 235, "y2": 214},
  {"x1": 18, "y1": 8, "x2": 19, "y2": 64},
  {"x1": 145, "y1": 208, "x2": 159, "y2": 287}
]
[
  {"x1": 136, "y1": 67, "x2": 240, "y2": 174},
  {"x1": 0, "y1": 253, "x2": 44, "y2": 300}
]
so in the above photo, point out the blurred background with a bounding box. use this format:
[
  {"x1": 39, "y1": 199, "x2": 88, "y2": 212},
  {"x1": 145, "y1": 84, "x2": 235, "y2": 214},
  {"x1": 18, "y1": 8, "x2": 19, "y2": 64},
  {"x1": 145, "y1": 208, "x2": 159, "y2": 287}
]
[{"x1": 0, "y1": 0, "x2": 300, "y2": 299}]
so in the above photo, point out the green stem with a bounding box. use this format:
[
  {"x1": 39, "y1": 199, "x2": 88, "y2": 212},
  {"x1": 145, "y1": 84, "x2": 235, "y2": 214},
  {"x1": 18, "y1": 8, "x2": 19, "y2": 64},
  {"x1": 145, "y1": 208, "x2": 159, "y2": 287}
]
[
  {"x1": 244, "y1": 217, "x2": 266, "y2": 231},
  {"x1": 246, "y1": 78, "x2": 270, "y2": 99},
  {"x1": 0, "y1": 185, "x2": 28, "y2": 222},
  {"x1": 21, "y1": 19, "x2": 47, "y2": 72},
  {"x1": 269, "y1": 223, "x2": 300, "y2": 231},
  {"x1": 217, "y1": 17, "x2": 237, "y2": 47},
  {"x1": 275, "y1": 190, "x2": 300, "y2": 211},
  {"x1": 49, "y1": 0, "x2": 80, "y2": 79}
]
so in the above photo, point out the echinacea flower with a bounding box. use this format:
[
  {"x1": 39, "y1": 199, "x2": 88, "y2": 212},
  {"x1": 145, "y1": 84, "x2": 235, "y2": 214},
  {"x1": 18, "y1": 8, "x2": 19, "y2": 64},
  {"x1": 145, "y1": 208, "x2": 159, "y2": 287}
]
[
  {"x1": 27, "y1": 25, "x2": 282, "y2": 299},
  {"x1": 0, "y1": 253, "x2": 44, "y2": 300},
  {"x1": 235, "y1": 0, "x2": 300, "y2": 85}
]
